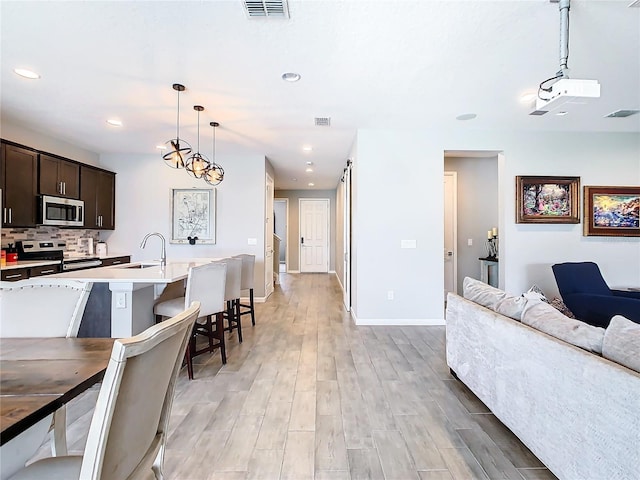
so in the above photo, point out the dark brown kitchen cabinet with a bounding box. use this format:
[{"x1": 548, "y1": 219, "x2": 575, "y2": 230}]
[
  {"x1": 29, "y1": 264, "x2": 61, "y2": 277},
  {"x1": 80, "y1": 165, "x2": 115, "y2": 230},
  {"x1": 1, "y1": 142, "x2": 38, "y2": 227},
  {"x1": 1, "y1": 267, "x2": 30, "y2": 281},
  {"x1": 39, "y1": 154, "x2": 79, "y2": 198},
  {"x1": 100, "y1": 256, "x2": 130, "y2": 267}
]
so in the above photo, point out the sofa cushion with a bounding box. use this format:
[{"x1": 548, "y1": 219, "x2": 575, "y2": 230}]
[
  {"x1": 463, "y1": 277, "x2": 506, "y2": 310},
  {"x1": 521, "y1": 300, "x2": 605, "y2": 354},
  {"x1": 602, "y1": 315, "x2": 640, "y2": 373}
]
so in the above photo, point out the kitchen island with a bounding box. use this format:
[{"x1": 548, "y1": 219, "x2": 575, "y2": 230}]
[{"x1": 51, "y1": 260, "x2": 211, "y2": 337}]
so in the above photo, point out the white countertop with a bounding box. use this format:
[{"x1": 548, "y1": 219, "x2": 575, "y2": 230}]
[{"x1": 49, "y1": 260, "x2": 212, "y2": 284}]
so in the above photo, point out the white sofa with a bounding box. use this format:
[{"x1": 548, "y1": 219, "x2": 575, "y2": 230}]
[{"x1": 445, "y1": 286, "x2": 640, "y2": 480}]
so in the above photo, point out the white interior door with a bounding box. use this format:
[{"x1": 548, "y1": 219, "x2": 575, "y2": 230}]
[
  {"x1": 343, "y1": 165, "x2": 352, "y2": 311},
  {"x1": 444, "y1": 171, "x2": 458, "y2": 301},
  {"x1": 300, "y1": 198, "x2": 329, "y2": 273},
  {"x1": 265, "y1": 173, "x2": 274, "y2": 297}
]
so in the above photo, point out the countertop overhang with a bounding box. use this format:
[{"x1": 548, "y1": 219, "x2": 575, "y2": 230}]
[{"x1": 49, "y1": 260, "x2": 212, "y2": 284}]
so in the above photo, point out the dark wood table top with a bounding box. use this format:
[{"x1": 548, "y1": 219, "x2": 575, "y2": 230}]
[{"x1": 0, "y1": 337, "x2": 115, "y2": 446}]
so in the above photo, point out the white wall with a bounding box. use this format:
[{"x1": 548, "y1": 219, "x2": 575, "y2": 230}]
[
  {"x1": 100, "y1": 152, "x2": 268, "y2": 297},
  {"x1": 352, "y1": 129, "x2": 640, "y2": 325}
]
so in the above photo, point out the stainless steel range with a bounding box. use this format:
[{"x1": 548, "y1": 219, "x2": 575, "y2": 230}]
[{"x1": 16, "y1": 240, "x2": 102, "y2": 271}]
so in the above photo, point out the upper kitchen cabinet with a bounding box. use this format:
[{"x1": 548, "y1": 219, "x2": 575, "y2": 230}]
[
  {"x1": 39, "y1": 153, "x2": 79, "y2": 198},
  {"x1": 1, "y1": 141, "x2": 38, "y2": 227},
  {"x1": 80, "y1": 165, "x2": 115, "y2": 230}
]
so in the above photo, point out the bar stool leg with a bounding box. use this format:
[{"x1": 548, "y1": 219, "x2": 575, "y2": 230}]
[
  {"x1": 249, "y1": 288, "x2": 255, "y2": 326},
  {"x1": 216, "y1": 312, "x2": 227, "y2": 364}
]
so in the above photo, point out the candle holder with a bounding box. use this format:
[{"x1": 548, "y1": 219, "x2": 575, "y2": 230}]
[{"x1": 485, "y1": 236, "x2": 498, "y2": 259}]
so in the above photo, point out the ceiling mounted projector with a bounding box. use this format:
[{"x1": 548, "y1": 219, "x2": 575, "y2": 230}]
[
  {"x1": 530, "y1": 0, "x2": 601, "y2": 117},
  {"x1": 530, "y1": 78, "x2": 601, "y2": 116}
]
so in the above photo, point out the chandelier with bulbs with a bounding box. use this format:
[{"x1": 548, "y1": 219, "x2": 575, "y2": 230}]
[{"x1": 161, "y1": 83, "x2": 224, "y2": 185}]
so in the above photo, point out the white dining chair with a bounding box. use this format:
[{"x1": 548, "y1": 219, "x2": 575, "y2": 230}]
[
  {"x1": 213, "y1": 257, "x2": 243, "y2": 343},
  {"x1": 7, "y1": 302, "x2": 200, "y2": 480},
  {"x1": 233, "y1": 254, "x2": 256, "y2": 326},
  {"x1": 154, "y1": 262, "x2": 227, "y2": 379},
  {"x1": 0, "y1": 278, "x2": 92, "y2": 480}
]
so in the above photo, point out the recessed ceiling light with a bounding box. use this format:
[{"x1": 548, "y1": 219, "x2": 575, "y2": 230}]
[
  {"x1": 305, "y1": 167, "x2": 313, "y2": 173},
  {"x1": 520, "y1": 92, "x2": 536, "y2": 103},
  {"x1": 156, "y1": 145, "x2": 167, "y2": 150},
  {"x1": 106, "y1": 119, "x2": 123, "y2": 127},
  {"x1": 308, "y1": 182, "x2": 315, "y2": 187},
  {"x1": 292, "y1": 177, "x2": 297, "y2": 181},
  {"x1": 456, "y1": 113, "x2": 477, "y2": 121},
  {"x1": 306, "y1": 161, "x2": 313, "y2": 166},
  {"x1": 302, "y1": 145, "x2": 313, "y2": 152},
  {"x1": 14, "y1": 68, "x2": 40, "y2": 79},
  {"x1": 555, "y1": 111, "x2": 568, "y2": 116},
  {"x1": 282, "y1": 72, "x2": 301, "y2": 82}
]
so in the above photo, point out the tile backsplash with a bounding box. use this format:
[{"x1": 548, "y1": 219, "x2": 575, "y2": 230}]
[{"x1": 1, "y1": 226, "x2": 101, "y2": 254}]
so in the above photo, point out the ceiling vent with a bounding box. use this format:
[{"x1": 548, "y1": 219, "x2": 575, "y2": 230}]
[
  {"x1": 314, "y1": 117, "x2": 331, "y2": 127},
  {"x1": 605, "y1": 109, "x2": 640, "y2": 118},
  {"x1": 243, "y1": 0, "x2": 289, "y2": 18}
]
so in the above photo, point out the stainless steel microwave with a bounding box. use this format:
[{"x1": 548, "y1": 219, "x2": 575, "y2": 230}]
[{"x1": 39, "y1": 195, "x2": 84, "y2": 227}]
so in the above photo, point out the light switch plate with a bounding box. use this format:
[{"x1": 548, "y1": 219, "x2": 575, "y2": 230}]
[
  {"x1": 401, "y1": 239, "x2": 417, "y2": 249},
  {"x1": 247, "y1": 238, "x2": 257, "y2": 245}
]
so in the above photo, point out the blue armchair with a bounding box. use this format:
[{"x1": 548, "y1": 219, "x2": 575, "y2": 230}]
[{"x1": 552, "y1": 262, "x2": 640, "y2": 328}]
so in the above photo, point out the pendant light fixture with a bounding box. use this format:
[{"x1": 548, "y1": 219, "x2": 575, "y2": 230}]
[
  {"x1": 162, "y1": 83, "x2": 192, "y2": 169},
  {"x1": 204, "y1": 121, "x2": 225, "y2": 186},
  {"x1": 185, "y1": 105, "x2": 212, "y2": 178}
]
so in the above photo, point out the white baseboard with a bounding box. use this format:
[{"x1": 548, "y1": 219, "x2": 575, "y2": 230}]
[
  {"x1": 350, "y1": 310, "x2": 445, "y2": 326},
  {"x1": 245, "y1": 296, "x2": 267, "y2": 303},
  {"x1": 287, "y1": 270, "x2": 300, "y2": 274}
]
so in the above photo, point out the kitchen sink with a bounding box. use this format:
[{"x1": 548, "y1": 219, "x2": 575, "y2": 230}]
[{"x1": 119, "y1": 263, "x2": 159, "y2": 269}]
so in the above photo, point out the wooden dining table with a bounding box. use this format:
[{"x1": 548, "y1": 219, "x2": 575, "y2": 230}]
[{"x1": 0, "y1": 337, "x2": 115, "y2": 446}]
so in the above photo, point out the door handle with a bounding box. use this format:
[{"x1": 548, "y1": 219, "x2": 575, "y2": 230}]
[
  {"x1": 301, "y1": 237, "x2": 304, "y2": 244},
  {"x1": 8, "y1": 208, "x2": 11, "y2": 224}
]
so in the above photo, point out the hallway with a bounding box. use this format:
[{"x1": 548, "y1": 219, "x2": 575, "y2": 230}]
[{"x1": 51, "y1": 273, "x2": 556, "y2": 480}]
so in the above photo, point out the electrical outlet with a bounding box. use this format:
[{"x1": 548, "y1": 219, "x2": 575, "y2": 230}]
[
  {"x1": 468, "y1": 238, "x2": 473, "y2": 246},
  {"x1": 115, "y1": 292, "x2": 126, "y2": 309},
  {"x1": 247, "y1": 238, "x2": 257, "y2": 245},
  {"x1": 387, "y1": 290, "x2": 394, "y2": 300}
]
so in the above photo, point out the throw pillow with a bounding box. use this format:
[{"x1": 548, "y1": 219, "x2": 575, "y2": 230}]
[
  {"x1": 521, "y1": 300, "x2": 605, "y2": 354},
  {"x1": 549, "y1": 297, "x2": 575, "y2": 319},
  {"x1": 602, "y1": 315, "x2": 640, "y2": 373},
  {"x1": 523, "y1": 284, "x2": 549, "y2": 303},
  {"x1": 494, "y1": 295, "x2": 528, "y2": 321},
  {"x1": 463, "y1": 277, "x2": 506, "y2": 310}
]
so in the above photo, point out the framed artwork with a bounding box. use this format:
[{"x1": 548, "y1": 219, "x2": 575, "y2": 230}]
[
  {"x1": 170, "y1": 188, "x2": 216, "y2": 244},
  {"x1": 583, "y1": 186, "x2": 640, "y2": 237},
  {"x1": 516, "y1": 176, "x2": 580, "y2": 224}
]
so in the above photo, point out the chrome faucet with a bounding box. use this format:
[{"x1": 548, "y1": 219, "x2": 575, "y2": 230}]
[{"x1": 140, "y1": 232, "x2": 166, "y2": 267}]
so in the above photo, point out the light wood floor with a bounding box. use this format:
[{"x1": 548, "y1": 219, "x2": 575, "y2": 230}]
[{"x1": 35, "y1": 273, "x2": 558, "y2": 480}]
